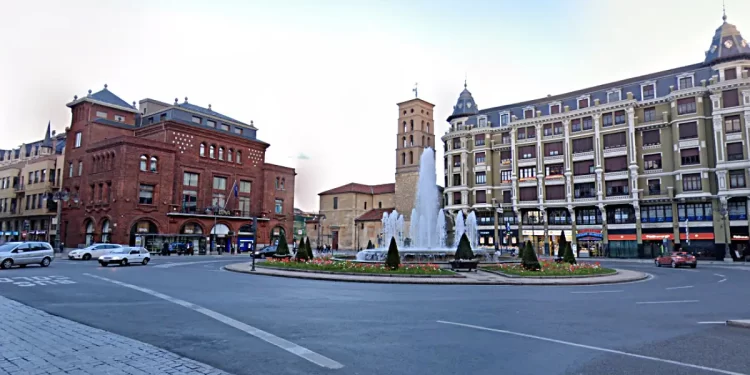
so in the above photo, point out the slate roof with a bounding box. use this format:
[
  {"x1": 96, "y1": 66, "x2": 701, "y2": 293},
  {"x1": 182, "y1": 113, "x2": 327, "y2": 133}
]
[
  {"x1": 704, "y1": 15, "x2": 750, "y2": 65},
  {"x1": 319, "y1": 183, "x2": 396, "y2": 196},
  {"x1": 90, "y1": 87, "x2": 136, "y2": 109},
  {"x1": 177, "y1": 102, "x2": 251, "y2": 127},
  {"x1": 447, "y1": 82, "x2": 479, "y2": 122},
  {"x1": 355, "y1": 208, "x2": 396, "y2": 222}
]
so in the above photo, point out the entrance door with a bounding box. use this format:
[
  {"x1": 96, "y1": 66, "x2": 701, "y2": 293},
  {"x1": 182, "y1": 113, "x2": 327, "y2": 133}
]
[{"x1": 332, "y1": 231, "x2": 339, "y2": 250}]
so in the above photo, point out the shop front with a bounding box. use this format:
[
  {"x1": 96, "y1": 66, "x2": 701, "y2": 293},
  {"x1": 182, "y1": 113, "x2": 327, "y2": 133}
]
[
  {"x1": 729, "y1": 226, "x2": 749, "y2": 260},
  {"x1": 479, "y1": 229, "x2": 519, "y2": 253},
  {"x1": 547, "y1": 229, "x2": 573, "y2": 256},
  {"x1": 521, "y1": 229, "x2": 564, "y2": 256},
  {"x1": 607, "y1": 232, "x2": 638, "y2": 258},
  {"x1": 641, "y1": 232, "x2": 674, "y2": 258},
  {"x1": 575, "y1": 229, "x2": 603, "y2": 257},
  {"x1": 679, "y1": 229, "x2": 718, "y2": 260}
]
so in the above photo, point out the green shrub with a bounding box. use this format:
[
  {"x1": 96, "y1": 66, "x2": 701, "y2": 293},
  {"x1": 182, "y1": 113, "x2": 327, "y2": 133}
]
[
  {"x1": 563, "y1": 243, "x2": 577, "y2": 264},
  {"x1": 557, "y1": 230, "x2": 568, "y2": 258},
  {"x1": 521, "y1": 240, "x2": 541, "y2": 271},
  {"x1": 385, "y1": 237, "x2": 400, "y2": 270},
  {"x1": 295, "y1": 238, "x2": 309, "y2": 262},
  {"x1": 306, "y1": 237, "x2": 313, "y2": 259},
  {"x1": 454, "y1": 233, "x2": 475, "y2": 260},
  {"x1": 275, "y1": 235, "x2": 290, "y2": 256}
]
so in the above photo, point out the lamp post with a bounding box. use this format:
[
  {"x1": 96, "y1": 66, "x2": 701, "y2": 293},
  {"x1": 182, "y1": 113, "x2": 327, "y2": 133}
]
[
  {"x1": 720, "y1": 208, "x2": 731, "y2": 261},
  {"x1": 208, "y1": 204, "x2": 222, "y2": 254},
  {"x1": 50, "y1": 190, "x2": 69, "y2": 252},
  {"x1": 541, "y1": 211, "x2": 549, "y2": 256},
  {"x1": 250, "y1": 217, "x2": 258, "y2": 272},
  {"x1": 492, "y1": 198, "x2": 499, "y2": 251}
]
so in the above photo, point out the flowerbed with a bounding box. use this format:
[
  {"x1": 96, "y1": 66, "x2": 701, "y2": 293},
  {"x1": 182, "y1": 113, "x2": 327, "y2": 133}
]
[
  {"x1": 260, "y1": 257, "x2": 453, "y2": 275},
  {"x1": 483, "y1": 260, "x2": 615, "y2": 277}
]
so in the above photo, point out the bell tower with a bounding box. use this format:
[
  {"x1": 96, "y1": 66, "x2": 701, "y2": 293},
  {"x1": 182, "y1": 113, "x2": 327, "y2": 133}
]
[{"x1": 395, "y1": 97, "x2": 435, "y2": 223}]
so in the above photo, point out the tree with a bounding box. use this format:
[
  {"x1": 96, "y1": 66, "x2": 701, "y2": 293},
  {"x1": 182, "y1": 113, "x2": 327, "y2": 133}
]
[
  {"x1": 454, "y1": 233, "x2": 475, "y2": 260},
  {"x1": 366, "y1": 240, "x2": 374, "y2": 249},
  {"x1": 385, "y1": 236, "x2": 400, "y2": 270},
  {"x1": 306, "y1": 237, "x2": 314, "y2": 259},
  {"x1": 563, "y1": 243, "x2": 577, "y2": 264},
  {"x1": 557, "y1": 230, "x2": 568, "y2": 258},
  {"x1": 295, "y1": 238, "x2": 309, "y2": 261},
  {"x1": 521, "y1": 240, "x2": 541, "y2": 271},
  {"x1": 275, "y1": 234, "x2": 290, "y2": 256}
]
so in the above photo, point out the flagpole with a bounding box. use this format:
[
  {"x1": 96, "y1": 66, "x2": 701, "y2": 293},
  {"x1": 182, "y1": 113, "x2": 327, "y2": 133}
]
[{"x1": 224, "y1": 180, "x2": 237, "y2": 211}]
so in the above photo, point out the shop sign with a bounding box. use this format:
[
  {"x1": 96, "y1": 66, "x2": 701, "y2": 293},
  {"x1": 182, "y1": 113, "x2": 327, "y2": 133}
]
[
  {"x1": 576, "y1": 229, "x2": 602, "y2": 239},
  {"x1": 731, "y1": 235, "x2": 749, "y2": 241},
  {"x1": 642, "y1": 234, "x2": 674, "y2": 240},
  {"x1": 679, "y1": 233, "x2": 714, "y2": 240},
  {"x1": 522, "y1": 230, "x2": 572, "y2": 237}
]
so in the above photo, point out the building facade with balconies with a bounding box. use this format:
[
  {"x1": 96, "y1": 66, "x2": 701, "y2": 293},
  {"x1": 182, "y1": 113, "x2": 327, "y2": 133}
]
[
  {"x1": 441, "y1": 15, "x2": 750, "y2": 260},
  {"x1": 0, "y1": 124, "x2": 66, "y2": 244}
]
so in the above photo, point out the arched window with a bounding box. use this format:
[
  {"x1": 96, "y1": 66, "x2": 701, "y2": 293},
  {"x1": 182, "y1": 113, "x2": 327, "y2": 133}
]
[
  {"x1": 227, "y1": 149, "x2": 233, "y2": 162},
  {"x1": 101, "y1": 219, "x2": 111, "y2": 243},
  {"x1": 378, "y1": 201, "x2": 382, "y2": 209},
  {"x1": 421, "y1": 120, "x2": 425, "y2": 129},
  {"x1": 409, "y1": 151, "x2": 413, "y2": 164},
  {"x1": 139, "y1": 155, "x2": 147, "y2": 171},
  {"x1": 209, "y1": 145, "x2": 215, "y2": 158},
  {"x1": 236, "y1": 151, "x2": 242, "y2": 163},
  {"x1": 85, "y1": 219, "x2": 95, "y2": 246},
  {"x1": 281, "y1": 178, "x2": 285, "y2": 190},
  {"x1": 218, "y1": 147, "x2": 224, "y2": 160},
  {"x1": 427, "y1": 137, "x2": 431, "y2": 146},
  {"x1": 150, "y1": 156, "x2": 157, "y2": 172},
  {"x1": 275, "y1": 177, "x2": 280, "y2": 189},
  {"x1": 427, "y1": 122, "x2": 430, "y2": 133},
  {"x1": 401, "y1": 152, "x2": 406, "y2": 165},
  {"x1": 422, "y1": 135, "x2": 425, "y2": 146},
  {"x1": 402, "y1": 136, "x2": 407, "y2": 148},
  {"x1": 403, "y1": 121, "x2": 407, "y2": 133},
  {"x1": 409, "y1": 135, "x2": 413, "y2": 146},
  {"x1": 410, "y1": 119, "x2": 414, "y2": 131},
  {"x1": 200, "y1": 143, "x2": 206, "y2": 157}
]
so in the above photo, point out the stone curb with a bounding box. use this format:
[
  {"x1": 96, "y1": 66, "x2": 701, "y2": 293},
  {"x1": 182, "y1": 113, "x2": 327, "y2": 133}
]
[
  {"x1": 726, "y1": 320, "x2": 750, "y2": 329},
  {"x1": 255, "y1": 265, "x2": 466, "y2": 278},
  {"x1": 481, "y1": 268, "x2": 619, "y2": 279},
  {"x1": 224, "y1": 263, "x2": 649, "y2": 286}
]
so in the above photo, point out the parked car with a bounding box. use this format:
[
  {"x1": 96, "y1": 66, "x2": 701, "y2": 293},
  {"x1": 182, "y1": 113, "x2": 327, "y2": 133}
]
[
  {"x1": 0, "y1": 242, "x2": 54, "y2": 269},
  {"x1": 169, "y1": 243, "x2": 192, "y2": 255},
  {"x1": 99, "y1": 247, "x2": 151, "y2": 267},
  {"x1": 252, "y1": 245, "x2": 277, "y2": 258},
  {"x1": 655, "y1": 251, "x2": 697, "y2": 268},
  {"x1": 68, "y1": 244, "x2": 123, "y2": 260}
]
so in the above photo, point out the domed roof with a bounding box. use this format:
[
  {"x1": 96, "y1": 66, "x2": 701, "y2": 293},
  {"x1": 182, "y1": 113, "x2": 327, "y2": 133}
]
[
  {"x1": 704, "y1": 13, "x2": 750, "y2": 65},
  {"x1": 447, "y1": 81, "x2": 478, "y2": 121}
]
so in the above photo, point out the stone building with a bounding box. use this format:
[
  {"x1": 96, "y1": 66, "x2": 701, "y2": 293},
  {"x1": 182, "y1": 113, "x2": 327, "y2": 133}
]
[
  {"x1": 60, "y1": 86, "x2": 295, "y2": 252},
  {"x1": 307, "y1": 98, "x2": 440, "y2": 250},
  {"x1": 441, "y1": 14, "x2": 750, "y2": 261},
  {"x1": 0, "y1": 124, "x2": 66, "y2": 244}
]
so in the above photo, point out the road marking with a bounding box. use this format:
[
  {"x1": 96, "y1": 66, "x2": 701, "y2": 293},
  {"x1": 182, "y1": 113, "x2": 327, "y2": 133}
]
[
  {"x1": 636, "y1": 300, "x2": 699, "y2": 305},
  {"x1": 698, "y1": 321, "x2": 727, "y2": 324},
  {"x1": 570, "y1": 290, "x2": 623, "y2": 294},
  {"x1": 83, "y1": 273, "x2": 343, "y2": 369},
  {"x1": 0, "y1": 276, "x2": 75, "y2": 287},
  {"x1": 154, "y1": 260, "x2": 243, "y2": 268},
  {"x1": 714, "y1": 273, "x2": 728, "y2": 283},
  {"x1": 437, "y1": 320, "x2": 746, "y2": 375},
  {"x1": 665, "y1": 285, "x2": 694, "y2": 290}
]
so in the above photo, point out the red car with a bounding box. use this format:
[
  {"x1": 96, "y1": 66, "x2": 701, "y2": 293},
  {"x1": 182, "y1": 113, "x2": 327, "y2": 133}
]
[{"x1": 655, "y1": 252, "x2": 697, "y2": 268}]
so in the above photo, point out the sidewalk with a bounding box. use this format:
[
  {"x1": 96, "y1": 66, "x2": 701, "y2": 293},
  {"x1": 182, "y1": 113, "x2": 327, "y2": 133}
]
[
  {"x1": 582, "y1": 257, "x2": 750, "y2": 266},
  {"x1": 0, "y1": 295, "x2": 229, "y2": 375},
  {"x1": 224, "y1": 262, "x2": 648, "y2": 285}
]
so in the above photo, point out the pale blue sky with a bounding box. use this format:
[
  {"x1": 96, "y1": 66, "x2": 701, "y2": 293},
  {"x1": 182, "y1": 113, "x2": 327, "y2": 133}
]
[{"x1": 0, "y1": 0, "x2": 747, "y2": 211}]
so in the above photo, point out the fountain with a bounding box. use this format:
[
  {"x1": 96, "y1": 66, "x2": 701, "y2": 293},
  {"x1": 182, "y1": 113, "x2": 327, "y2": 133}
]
[
  {"x1": 465, "y1": 211, "x2": 478, "y2": 248},
  {"x1": 453, "y1": 210, "x2": 465, "y2": 248},
  {"x1": 436, "y1": 209, "x2": 447, "y2": 248}
]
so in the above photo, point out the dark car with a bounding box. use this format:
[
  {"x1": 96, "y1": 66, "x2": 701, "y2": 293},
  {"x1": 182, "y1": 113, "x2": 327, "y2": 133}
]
[
  {"x1": 169, "y1": 243, "x2": 191, "y2": 255},
  {"x1": 252, "y1": 245, "x2": 277, "y2": 258}
]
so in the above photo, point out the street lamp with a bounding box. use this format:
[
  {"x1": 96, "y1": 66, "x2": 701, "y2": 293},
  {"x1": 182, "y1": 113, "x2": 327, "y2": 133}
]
[
  {"x1": 541, "y1": 211, "x2": 548, "y2": 256},
  {"x1": 50, "y1": 190, "x2": 69, "y2": 252},
  {"x1": 492, "y1": 198, "x2": 499, "y2": 251},
  {"x1": 720, "y1": 208, "x2": 731, "y2": 261},
  {"x1": 207, "y1": 204, "x2": 222, "y2": 254}
]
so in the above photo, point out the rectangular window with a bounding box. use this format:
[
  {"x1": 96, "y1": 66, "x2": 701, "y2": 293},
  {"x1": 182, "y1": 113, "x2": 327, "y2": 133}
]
[
  {"x1": 603, "y1": 132, "x2": 626, "y2": 149},
  {"x1": 524, "y1": 109, "x2": 533, "y2": 119},
  {"x1": 159, "y1": 113, "x2": 166, "y2": 122},
  {"x1": 475, "y1": 190, "x2": 487, "y2": 204},
  {"x1": 574, "y1": 183, "x2": 596, "y2": 198},
  {"x1": 680, "y1": 148, "x2": 700, "y2": 165},
  {"x1": 602, "y1": 113, "x2": 613, "y2": 127},
  {"x1": 207, "y1": 120, "x2": 216, "y2": 128},
  {"x1": 723, "y1": 89, "x2": 740, "y2": 108},
  {"x1": 275, "y1": 199, "x2": 283, "y2": 214},
  {"x1": 68, "y1": 162, "x2": 73, "y2": 177},
  {"x1": 475, "y1": 134, "x2": 485, "y2": 146},
  {"x1": 182, "y1": 191, "x2": 197, "y2": 213},
  {"x1": 474, "y1": 152, "x2": 485, "y2": 165},
  {"x1": 219, "y1": 123, "x2": 229, "y2": 131},
  {"x1": 614, "y1": 110, "x2": 626, "y2": 125},
  {"x1": 727, "y1": 142, "x2": 744, "y2": 161},
  {"x1": 114, "y1": 115, "x2": 125, "y2": 122},
  {"x1": 571, "y1": 119, "x2": 581, "y2": 132},
  {"x1": 604, "y1": 156, "x2": 627, "y2": 172},
  {"x1": 573, "y1": 160, "x2": 595, "y2": 175},
  {"x1": 678, "y1": 121, "x2": 698, "y2": 139},
  {"x1": 643, "y1": 154, "x2": 662, "y2": 170},
  {"x1": 605, "y1": 180, "x2": 629, "y2": 196},
  {"x1": 500, "y1": 114, "x2": 509, "y2": 125},
  {"x1": 192, "y1": 116, "x2": 202, "y2": 124},
  {"x1": 138, "y1": 184, "x2": 154, "y2": 204},
  {"x1": 239, "y1": 197, "x2": 251, "y2": 216},
  {"x1": 582, "y1": 117, "x2": 593, "y2": 130},
  {"x1": 452, "y1": 138, "x2": 461, "y2": 149},
  {"x1": 545, "y1": 185, "x2": 565, "y2": 200},
  {"x1": 725, "y1": 68, "x2": 738, "y2": 80},
  {"x1": 475, "y1": 172, "x2": 486, "y2": 185},
  {"x1": 517, "y1": 127, "x2": 526, "y2": 140},
  {"x1": 500, "y1": 150, "x2": 511, "y2": 162},
  {"x1": 333, "y1": 197, "x2": 338, "y2": 209},
  {"x1": 526, "y1": 126, "x2": 536, "y2": 139},
  {"x1": 212, "y1": 193, "x2": 226, "y2": 207},
  {"x1": 724, "y1": 115, "x2": 741, "y2": 133},
  {"x1": 545, "y1": 163, "x2": 564, "y2": 176},
  {"x1": 677, "y1": 97, "x2": 697, "y2": 115},
  {"x1": 682, "y1": 173, "x2": 702, "y2": 191},
  {"x1": 239, "y1": 180, "x2": 251, "y2": 193},
  {"x1": 234, "y1": 127, "x2": 243, "y2": 135},
  {"x1": 501, "y1": 132, "x2": 511, "y2": 144},
  {"x1": 502, "y1": 190, "x2": 511, "y2": 204},
  {"x1": 572, "y1": 137, "x2": 593, "y2": 153},
  {"x1": 500, "y1": 170, "x2": 512, "y2": 182},
  {"x1": 78, "y1": 161, "x2": 82, "y2": 176},
  {"x1": 452, "y1": 174, "x2": 461, "y2": 186},
  {"x1": 608, "y1": 91, "x2": 620, "y2": 103},
  {"x1": 576, "y1": 208, "x2": 602, "y2": 225},
  {"x1": 642, "y1": 84, "x2": 655, "y2": 100},
  {"x1": 678, "y1": 203, "x2": 713, "y2": 221},
  {"x1": 96, "y1": 111, "x2": 107, "y2": 118},
  {"x1": 519, "y1": 145, "x2": 536, "y2": 159},
  {"x1": 640, "y1": 205, "x2": 673, "y2": 223},
  {"x1": 453, "y1": 192, "x2": 462, "y2": 205},
  {"x1": 74, "y1": 132, "x2": 82, "y2": 148},
  {"x1": 550, "y1": 104, "x2": 560, "y2": 114},
  {"x1": 212, "y1": 176, "x2": 227, "y2": 190},
  {"x1": 643, "y1": 107, "x2": 657, "y2": 122},
  {"x1": 41, "y1": 169, "x2": 46, "y2": 183},
  {"x1": 453, "y1": 155, "x2": 461, "y2": 167},
  {"x1": 578, "y1": 98, "x2": 589, "y2": 109},
  {"x1": 543, "y1": 123, "x2": 552, "y2": 136},
  {"x1": 519, "y1": 187, "x2": 537, "y2": 201},
  {"x1": 642, "y1": 129, "x2": 660, "y2": 146},
  {"x1": 679, "y1": 76, "x2": 693, "y2": 89},
  {"x1": 647, "y1": 179, "x2": 661, "y2": 195},
  {"x1": 553, "y1": 122, "x2": 563, "y2": 135},
  {"x1": 729, "y1": 200, "x2": 747, "y2": 219},
  {"x1": 544, "y1": 142, "x2": 563, "y2": 156},
  {"x1": 729, "y1": 170, "x2": 746, "y2": 188},
  {"x1": 183, "y1": 172, "x2": 199, "y2": 187},
  {"x1": 518, "y1": 166, "x2": 536, "y2": 179}
]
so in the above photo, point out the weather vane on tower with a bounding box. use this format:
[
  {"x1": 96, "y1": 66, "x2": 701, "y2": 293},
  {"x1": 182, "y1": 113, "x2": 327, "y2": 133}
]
[{"x1": 413, "y1": 82, "x2": 418, "y2": 98}]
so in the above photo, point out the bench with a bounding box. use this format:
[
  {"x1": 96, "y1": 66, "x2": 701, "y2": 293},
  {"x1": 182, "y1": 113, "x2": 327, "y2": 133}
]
[{"x1": 449, "y1": 260, "x2": 479, "y2": 272}]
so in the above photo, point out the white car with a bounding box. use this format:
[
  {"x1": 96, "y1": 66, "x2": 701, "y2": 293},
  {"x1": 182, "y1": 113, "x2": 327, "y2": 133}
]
[
  {"x1": 69, "y1": 244, "x2": 123, "y2": 260},
  {"x1": 98, "y1": 247, "x2": 151, "y2": 267}
]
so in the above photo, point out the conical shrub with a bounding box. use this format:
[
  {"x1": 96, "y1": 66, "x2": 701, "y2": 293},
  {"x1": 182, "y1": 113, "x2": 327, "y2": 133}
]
[
  {"x1": 306, "y1": 237, "x2": 314, "y2": 259},
  {"x1": 275, "y1": 234, "x2": 290, "y2": 256},
  {"x1": 522, "y1": 240, "x2": 541, "y2": 270},
  {"x1": 454, "y1": 233, "x2": 475, "y2": 260},
  {"x1": 563, "y1": 243, "x2": 576, "y2": 264},
  {"x1": 366, "y1": 240, "x2": 374, "y2": 249},
  {"x1": 295, "y1": 238, "x2": 309, "y2": 261},
  {"x1": 385, "y1": 237, "x2": 400, "y2": 270},
  {"x1": 557, "y1": 230, "x2": 568, "y2": 258}
]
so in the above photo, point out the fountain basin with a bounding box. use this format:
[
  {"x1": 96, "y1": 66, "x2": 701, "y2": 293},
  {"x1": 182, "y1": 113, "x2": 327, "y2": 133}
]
[{"x1": 355, "y1": 248, "x2": 498, "y2": 262}]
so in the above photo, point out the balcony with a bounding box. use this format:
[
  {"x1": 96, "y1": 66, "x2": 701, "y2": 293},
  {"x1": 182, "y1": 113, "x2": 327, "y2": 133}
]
[
  {"x1": 573, "y1": 174, "x2": 596, "y2": 183},
  {"x1": 543, "y1": 155, "x2": 564, "y2": 164},
  {"x1": 168, "y1": 206, "x2": 253, "y2": 219},
  {"x1": 603, "y1": 146, "x2": 627, "y2": 157},
  {"x1": 604, "y1": 170, "x2": 628, "y2": 180},
  {"x1": 643, "y1": 188, "x2": 668, "y2": 198},
  {"x1": 519, "y1": 178, "x2": 538, "y2": 187},
  {"x1": 517, "y1": 157, "x2": 537, "y2": 167},
  {"x1": 13, "y1": 184, "x2": 24, "y2": 193},
  {"x1": 678, "y1": 138, "x2": 700, "y2": 150},
  {"x1": 643, "y1": 167, "x2": 663, "y2": 175},
  {"x1": 572, "y1": 151, "x2": 595, "y2": 161}
]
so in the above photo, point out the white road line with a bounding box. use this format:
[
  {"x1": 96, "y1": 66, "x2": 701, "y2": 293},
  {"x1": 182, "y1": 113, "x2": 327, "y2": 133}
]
[
  {"x1": 153, "y1": 260, "x2": 241, "y2": 268},
  {"x1": 698, "y1": 321, "x2": 727, "y2": 324},
  {"x1": 570, "y1": 290, "x2": 624, "y2": 294},
  {"x1": 437, "y1": 320, "x2": 745, "y2": 375},
  {"x1": 665, "y1": 285, "x2": 694, "y2": 290},
  {"x1": 636, "y1": 300, "x2": 699, "y2": 305},
  {"x1": 714, "y1": 273, "x2": 728, "y2": 283},
  {"x1": 83, "y1": 273, "x2": 343, "y2": 369}
]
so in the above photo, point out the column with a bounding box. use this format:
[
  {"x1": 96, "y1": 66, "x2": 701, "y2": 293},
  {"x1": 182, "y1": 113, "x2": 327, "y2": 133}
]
[
  {"x1": 510, "y1": 128, "x2": 518, "y2": 209},
  {"x1": 599, "y1": 204, "x2": 608, "y2": 251},
  {"x1": 594, "y1": 115, "x2": 604, "y2": 201},
  {"x1": 568, "y1": 205, "x2": 577, "y2": 252},
  {"x1": 563, "y1": 119, "x2": 573, "y2": 203},
  {"x1": 744, "y1": 111, "x2": 750, "y2": 166},
  {"x1": 712, "y1": 114, "x2": 725, "y2": 164}
]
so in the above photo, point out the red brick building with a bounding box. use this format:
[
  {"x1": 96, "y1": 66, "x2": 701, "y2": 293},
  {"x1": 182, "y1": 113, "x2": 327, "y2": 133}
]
[{"x1": 60, "y1": 86, "x2": 295, "y2": 252}]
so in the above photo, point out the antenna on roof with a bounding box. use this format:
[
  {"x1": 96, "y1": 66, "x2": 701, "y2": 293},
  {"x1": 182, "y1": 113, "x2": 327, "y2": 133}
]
[
  {"x1": 464, "y1": 73, "x2": 467, "y2": 89},
  {"x1": 723, "y1": 0, "x2": 727, "y2": 22},
  {"x1": 413, "y1": 83, "x2": 418, "y2": 98}
]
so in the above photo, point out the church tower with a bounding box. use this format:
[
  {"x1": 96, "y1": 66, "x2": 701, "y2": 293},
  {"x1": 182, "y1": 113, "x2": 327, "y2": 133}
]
[{"x1": 395, "y1": 97, "x2": 435, "y2": 224}]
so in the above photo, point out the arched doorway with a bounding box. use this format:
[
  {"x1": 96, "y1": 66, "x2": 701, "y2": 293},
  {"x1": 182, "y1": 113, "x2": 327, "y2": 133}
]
[
  {"x1": 210, "y1": 223, "x2": 231, "y2": 253},
  {"x1": 129, "y1": 219, "x2": 158, "y2": 248},
  {"x1": 180, "y1": 222, "x2": 206, "y2": 254},
  {"x1": 238, "y1": 224, "x2": 255, "y2": 253},
  {"x1": 101, "y1": 219, "x2": 111, "y2": 243},
  {"x1": 84, "y1": 219, "x2": 95, "y2": 246},
  {"x1": 270, "y1": 226, "x2": 285, "y2": 246}
]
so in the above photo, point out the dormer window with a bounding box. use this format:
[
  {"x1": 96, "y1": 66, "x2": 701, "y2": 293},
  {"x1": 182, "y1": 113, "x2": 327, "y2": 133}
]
[
  {"x1": 549, "y1": 103, "x2": 561, "y2": 115},
  {"x1": 577, "y1": 96, "x2": 590, "y2": 109},
  {"x1": 641, "y1": 82, "x2": 656, "y2": 100},
  {"x1": 607, "y1": 89, "x2": 621, "y2": 103},
  {"x1": 523, "y1": 107, "x2": 534, "y2": 119},
  {"x1": 207, "y1": 120, "x2": 216, "y2": 128},
  {"x1": 677, "y1": 74, "x2": 694, "y2": 90},
  {"x1": 114, "y1": 115, "x2": 125, "y2": 122},
  {"x1": 478, "y1": 117, "x2": 487, "y2": 127},
  {"x1": 192, "y1": 116, "x2": 202, "y2": 124},
  {"x1": 500, "y1": 113, "x2": 510, "y2": 126},
  {"x1": 725, "y1": 68, "x2": 738, "y2": 80}
]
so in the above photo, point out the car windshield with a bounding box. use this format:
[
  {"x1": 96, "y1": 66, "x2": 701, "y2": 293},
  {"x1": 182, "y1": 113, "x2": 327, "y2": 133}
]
[{"x1": 0, "y1": 243, "x2": 20, "y2": 253}]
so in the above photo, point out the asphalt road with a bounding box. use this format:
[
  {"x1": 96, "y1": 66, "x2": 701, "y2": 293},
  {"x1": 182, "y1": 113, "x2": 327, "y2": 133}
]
[{"x1": 1, "y1": 255, "x2": 749, "y2": 375}]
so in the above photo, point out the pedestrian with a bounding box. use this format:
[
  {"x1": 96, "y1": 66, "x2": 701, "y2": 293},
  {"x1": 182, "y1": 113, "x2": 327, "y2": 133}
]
[{"x1": 162, "y1": 241, "x2": 170, "y2": 256}]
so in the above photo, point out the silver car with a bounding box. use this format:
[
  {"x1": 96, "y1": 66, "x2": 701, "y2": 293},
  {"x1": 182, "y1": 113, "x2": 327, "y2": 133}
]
[{"x1": 0, "y1": 242, "x2": 55, "y2": 269}]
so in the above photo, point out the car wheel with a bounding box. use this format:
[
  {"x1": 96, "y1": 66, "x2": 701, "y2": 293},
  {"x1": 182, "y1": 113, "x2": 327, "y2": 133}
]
[
  {"x1": 671, "y1": 261, "x2": 677, "y2": 268},
  {"x1": 82, "y1": 253, "x2": 91, "y2": 261},
  {"x1": 142, "y1": 257, "x2": 150, "y2": 265},
  {"x1": 121, "y1": 258, "x2": 129, "y2": 266},
  {"x1": 655, "y1": 260, "x2": 660, "y2": 267},
  {"x1": 1, "y1": 259, "x2": 12, "y2": 269},
  {"x1": 99, "y1": 262, "x2": 108, "y2": 267},
  {"x1": 40, "y1": 257, "x2": 51, "y2": 267}
]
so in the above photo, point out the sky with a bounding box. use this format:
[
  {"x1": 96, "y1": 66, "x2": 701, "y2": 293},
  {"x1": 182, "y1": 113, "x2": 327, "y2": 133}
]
[{"x1": 0, "y1": 0, "x2": 748, "y2": 212}]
